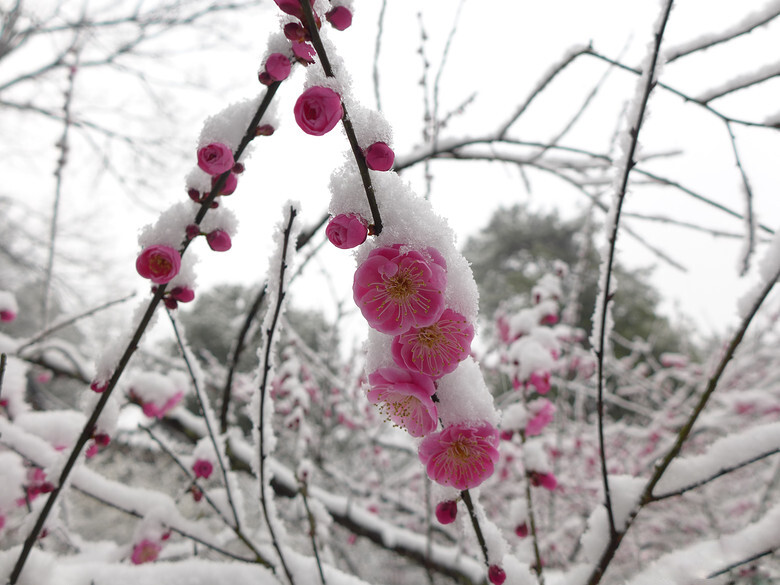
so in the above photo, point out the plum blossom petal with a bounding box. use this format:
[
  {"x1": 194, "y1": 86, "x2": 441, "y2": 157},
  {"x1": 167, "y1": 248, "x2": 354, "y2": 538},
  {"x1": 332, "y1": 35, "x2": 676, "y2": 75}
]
[
  {"x1": 354, "y1": 245, "x2": 447, "y2": 334},
  {"x1": 392, "y1": 308, "x2": 474, "y2": 379},
  {"x1": 367, "y1": 367, "x2": 437, "y2": 437},
  {"x1": 418, "y1": 422, "x2": 500, "y2": 490}
]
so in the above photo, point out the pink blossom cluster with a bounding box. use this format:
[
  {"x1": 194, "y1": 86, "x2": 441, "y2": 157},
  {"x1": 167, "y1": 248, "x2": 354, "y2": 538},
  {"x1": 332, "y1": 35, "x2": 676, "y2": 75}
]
[
  {"x1": 271, "y1": 0, "x2": 353, "y2": 68},
  {"x1": 346, "y1": 243, "x2": 496, "y2": 491}
]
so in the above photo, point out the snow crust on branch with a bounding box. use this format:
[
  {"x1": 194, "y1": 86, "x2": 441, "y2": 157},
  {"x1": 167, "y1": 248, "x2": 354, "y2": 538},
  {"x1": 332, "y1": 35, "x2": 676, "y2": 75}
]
[{"x1": 654, "y1": 421, "x2": 780, "y2": 497}]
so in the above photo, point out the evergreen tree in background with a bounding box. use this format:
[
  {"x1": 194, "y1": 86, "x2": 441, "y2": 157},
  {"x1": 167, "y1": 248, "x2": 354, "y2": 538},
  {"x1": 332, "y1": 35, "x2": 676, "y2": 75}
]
[{"x1": 463, "y1": 204, "x2": 690, "y2": 357}]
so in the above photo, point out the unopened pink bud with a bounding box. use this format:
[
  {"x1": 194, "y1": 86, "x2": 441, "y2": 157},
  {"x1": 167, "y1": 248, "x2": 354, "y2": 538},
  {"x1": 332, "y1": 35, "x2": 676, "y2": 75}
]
[
  {"x1": 365, "y1": 141, "x2": 394, "y2": 171},
  {"x1": 212, "y1": 172, "x2": 237, "y2": 195},
  {"x1": 294, "y1": 86, "x2": 343, "y2": 136},
  {"x1": 326, "y1": 214, "x2": 367, "y2": 249},
  {"x1": 488, "y1": 565, "x2": 506, "y2": 585},
  {"x1": 192, "y1": 459, "x2": 214, "y2": 479},
  {"x1": 435, "y1": 500, "x2": 458, "y2": 525},
  {"x1": 170, "y1": 287, "x2": 195, "y2": 303},
  {"x1": 326, "y1": 6, "x2": 352, "y2": 30},
  {"x1": 515, "y1": 522, "x2": 529, "y2": 538},
  {"x1": 284, "y1": 22, "x2": 308, "y2": 42},
  {"x1": 0, "y1": 310, "x2": 16, "y2": 322},
  {"x1": 256, "y1": 124, "x2": 275, "y2": 136},
  {"x1": 265, "y1": 53, "x2": 291, "y2": 81},
  {"x1": 197, "y1": 143, "x2": 234, "y2": 176},
  {"x1": 206, "y1": 230, "x2": 232, "y2": 252}
]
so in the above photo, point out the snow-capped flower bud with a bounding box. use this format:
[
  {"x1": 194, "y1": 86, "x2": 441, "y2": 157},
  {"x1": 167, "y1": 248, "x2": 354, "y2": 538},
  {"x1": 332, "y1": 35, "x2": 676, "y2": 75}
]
[
  {"x1": 515, "y1": 522, "x2": 529, "y2": 538},
  {"x1": 488, "y1": 565, "x2": 506, "y2": 585}
]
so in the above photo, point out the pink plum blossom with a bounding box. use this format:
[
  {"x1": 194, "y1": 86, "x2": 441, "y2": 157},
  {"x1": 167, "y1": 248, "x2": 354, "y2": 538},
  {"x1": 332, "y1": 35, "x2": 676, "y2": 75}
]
[
  {"x1": 264, "y1": 53, "x2": 291, "y2": 82},
  {"x1": 197, "y1": 143, "x2": 234, "y2": 176},
  {"x1": 353, "y1": 245, "x2": 447, "y2": 334},
  {"x1": 326, "y1": 214, "x2": 368, "y2": 249},
  {"x1": 528, "y1": 370, "x2": 551, "y2": 395},
  {"x1": 391, "y1": 308, "x2": 474, "y2": 379},
  {"x1": 136, "y1": 245, "x2": 181, "y2": 285},
  {"x1": 488, "y1": 565, "x2": 506, "y2": 585},
  {"x1": 131, "y1": 539, "x2": 161, "y2": 565},
  {"x1": 206, "y1": 229, "x2": 232, "y2": 251},
  {"x1": 435, "y1": 500, "x2": 458, "y2": 524},
  {"x1": 364, "y1": 141, "x2": 394, "y2": 171},
  {"x1": 294, "y1": 86, "x2": 343, "y2": 136},
  {"x1": 192, "y1": 459, "x2": 214, "y2": 479},
  {"x1": 367, "y1": 367, "x2": 437, "y2": 437},
  {"x1": 326, "y1": 6, "x2": 352, "y2": 30},
  {"x1": 418, "y1": 422, "x2": 500, "y2": 490},
  {"x1": 525, "y1": 398, "x2": 555, "y2": 436}
]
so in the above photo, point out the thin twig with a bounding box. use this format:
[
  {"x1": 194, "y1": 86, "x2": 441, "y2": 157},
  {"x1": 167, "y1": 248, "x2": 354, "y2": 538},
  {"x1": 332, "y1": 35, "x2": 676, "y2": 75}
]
[
  {"x1": 460, "y1": 489, "x2": 489, "y2": 566},
  {"x1": 372, "y1": 0, "x2": 387, "y2": 112},
  {"x1": 592, "y1": 0, "x2": 675, "y2": 542},
  {"x1": 521, "y1": 433, "x2": 546, "y2": 585},
  {"x1": 17, "y1": 293, "x2": 136, "y2": 352},
  {"x1": 257, "y1": 205, "x2": 298, "y2": 585},
  {"x1": 725, "y1": 120, "x2": 756, "y2": 275},
  {"x1": 299, "y1": 0, "x2": 382, "y2": 235},
  {"x1": 299, "y1": 480, "x2": 328, "y2": 585},
  {"x1": 43, "y1": 52, "x2": 78, "y2": 329},
  {"x1": 167, "y1": 311, "x2": 242, "y2": 529}
]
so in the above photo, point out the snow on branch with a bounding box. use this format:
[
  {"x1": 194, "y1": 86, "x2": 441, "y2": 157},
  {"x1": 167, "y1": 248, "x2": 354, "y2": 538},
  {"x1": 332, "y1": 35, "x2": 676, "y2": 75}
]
[
  {"x1": 625, "y1": 502, "x2": 780, "y2": 585},
  {"x1": 696, "y1": 60, "x2": 780, "y2": 103},
  {"x1": 665, "y1": 0, "x2": 780, "y2": 62},
  {"x1": 652, "y1": 422, "x2": 780, "y2": 499}
]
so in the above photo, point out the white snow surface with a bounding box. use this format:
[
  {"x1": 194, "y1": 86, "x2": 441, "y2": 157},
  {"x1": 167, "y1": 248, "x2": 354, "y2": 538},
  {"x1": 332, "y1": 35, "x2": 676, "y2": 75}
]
[
  {"x1": 654, "y1": 421, "x2": 780, "y2": 497},
  {"x1": 0, "y1": 290, "x2": 17, "y2": 313},
  {"x1": 626, "y1": 501, "x2": 780, "y2": 585},
  {"x1": 436, "y1": 358, "x2": 500, "y2": 427}
]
